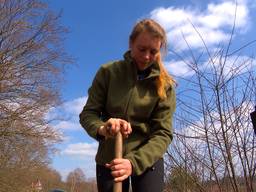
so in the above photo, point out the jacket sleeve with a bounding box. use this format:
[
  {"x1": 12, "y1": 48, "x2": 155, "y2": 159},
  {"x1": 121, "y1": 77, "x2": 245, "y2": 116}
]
[
  {"x1": 124, "y1": 86, "x2": 176, "y2": 175},
  {"x1": 79, "y1": 66, "x2": 108, "y2": 140}
]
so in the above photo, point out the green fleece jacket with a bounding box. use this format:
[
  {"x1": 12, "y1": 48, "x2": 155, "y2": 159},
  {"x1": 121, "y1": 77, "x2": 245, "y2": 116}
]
[{"x1": 79, "y1": 51, "x2": 176, "y2": 175}]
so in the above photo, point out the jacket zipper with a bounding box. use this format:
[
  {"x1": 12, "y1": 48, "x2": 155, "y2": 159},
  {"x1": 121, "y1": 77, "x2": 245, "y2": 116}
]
[{"x1": 123, "y1": 79, "x2": 137, "y2": 155}]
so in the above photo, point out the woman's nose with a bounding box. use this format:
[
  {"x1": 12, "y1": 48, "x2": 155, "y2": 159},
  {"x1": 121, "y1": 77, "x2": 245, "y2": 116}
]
[{"x1": 143, "y1": 51, "x2": 151, "y2": 60}]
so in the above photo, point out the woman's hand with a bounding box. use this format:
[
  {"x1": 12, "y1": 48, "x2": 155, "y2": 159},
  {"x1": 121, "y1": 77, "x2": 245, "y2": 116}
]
[
  {"x1": 105, "y1": 158, "x2": 133, "y2": 182},
  {"x1": 98, "y1": 118, "x2": 132, "y2": 138}
]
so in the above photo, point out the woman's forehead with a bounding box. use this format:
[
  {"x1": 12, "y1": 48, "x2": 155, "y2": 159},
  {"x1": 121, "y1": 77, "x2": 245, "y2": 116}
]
[{"x1": 132, "y1": 32, "x2": 161, "y2": 48}]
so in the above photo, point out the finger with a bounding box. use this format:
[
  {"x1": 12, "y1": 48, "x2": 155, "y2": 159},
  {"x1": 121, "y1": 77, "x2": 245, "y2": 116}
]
[
  {"x1": 121, "y1": 122, "x2": 130, "y2": 134},
  {"x1": 119, "y1": 119, "x2": 128, "y2": 129},
  {"x1": 105, "y1": 159, "x2": 122, "y2": 170},
  {"x1": 114, "y1": 174, "x2": 129, "y2": 182},
  {"x1": 119, "y1": 121, "x2": 128, "y2": 134},
  {"x1": 111, "y1": 169, "x2": 125, "y2": 177},
  {"x1": 106, "y1": 118, "x2": 114, "y2": 127},
  {"x1": 106, "y1": 125, "x2": 111, "y2": 132},
  {"x1": 108, "y1": 119, "x2": 117, "y2": 135},
  {"x1": 124, "y1": 124, "x2": 132, "y2": 138},
  {"x1": 121, "y1": 122, "x2": 128, "y2": 132},
  {"x1": 105, "y1": 126, "x2": 112, "y2": 138},
  {"x1": 106, "y1": 118, "x2": 119, "y2": 136},
  {"x1": 112, "y1": 158, "x2": 123, "y2": 165},
  {"x1": 115, "y1": 119, "x2": 122, "y2": 132},
  {"x1": 105, "y1": 119, "x2": 113, "y2": 136},
  {"x1": 128, "y1": 122, "x2": 132, "y2": 134},
  {"x1": 105, "y1": 163, "x2": 112, "y2": 168},
  {"x1": 110, "y1": 163, "x2": 124, "y2": 171}
]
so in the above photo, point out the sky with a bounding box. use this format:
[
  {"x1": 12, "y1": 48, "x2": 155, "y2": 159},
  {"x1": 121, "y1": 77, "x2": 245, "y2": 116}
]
[{"x1": 45, "y1": 0, "x2": 256, "y2": 180}]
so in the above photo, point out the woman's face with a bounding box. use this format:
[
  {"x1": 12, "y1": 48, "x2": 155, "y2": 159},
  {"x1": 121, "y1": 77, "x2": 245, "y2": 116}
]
[{"x1": 130, "y1": 31, "x2": 161, "y2": 70}]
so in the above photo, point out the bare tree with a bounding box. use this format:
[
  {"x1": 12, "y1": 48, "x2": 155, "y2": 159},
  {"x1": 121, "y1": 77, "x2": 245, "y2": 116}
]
[
  {"x1": 0, "y1": 0, "x2": 72, "y2": 190},
  {"x1": 67, "y1": 168, "x2": 87, "y2": 192},
  {"x1": 165, "y1": 12, "x2": 256, "y2": 192}
]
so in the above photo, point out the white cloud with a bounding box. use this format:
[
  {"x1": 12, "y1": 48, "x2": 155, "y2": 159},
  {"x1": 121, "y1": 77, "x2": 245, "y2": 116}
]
[
  {"x1": 46, "y1": 96, "x2": 88, "y2": 132},
  {"x1": 201, "y1": 2, "x2": 248, "y2": 29},
  {"x1": 54, "y1": 142, "x2": 98, "y2": 180},
  {"x1": 63, "y1": 142, "x2": 98, "y2": 157},
  {"x1": 150, "y1": 7, "x2": 194, "y2": 30},
  {"x1": 157, "y1": 0, "x2": 255, "y2": 78},
  {"x1": 53, "y1": 120, "x2": 82, "y2": 131},
  {"x1": 201, "y1": 55, "x2": 256, "y2": 77},
  {"x1": 62, "y1": 96, "x2": 87, "y2": 115},
  {"x1": 165, "y1": 59, "x2": 195, "y2": 77},
  {"x1": 150, "y1": 1, "x2": 250, "y2": 51},
  {"x1": 167, "y1": 53, "x2": 256, "y2": 78},
  {"x1": 60, "y1": 135, "x2": 73, "y2": 143},
  {"x1": 46, "y1": 96, "x2": 87, "y2": 119}
]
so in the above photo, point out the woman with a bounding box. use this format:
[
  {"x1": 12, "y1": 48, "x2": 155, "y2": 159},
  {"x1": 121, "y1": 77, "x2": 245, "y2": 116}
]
[{"x1": 79, "y1": 18, "x2": 176, "y2": 192}]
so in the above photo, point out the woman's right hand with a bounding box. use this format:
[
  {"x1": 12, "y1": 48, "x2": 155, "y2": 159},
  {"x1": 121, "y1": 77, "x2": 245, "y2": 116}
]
[{"x1": 97, "y1": 118, "x2": 132, "y2": 138}]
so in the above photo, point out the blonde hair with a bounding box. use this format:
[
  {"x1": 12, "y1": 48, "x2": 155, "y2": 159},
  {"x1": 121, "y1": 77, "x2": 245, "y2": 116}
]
[{"x1": 129, "y1": 19, "x2": 175, "y2": 99}]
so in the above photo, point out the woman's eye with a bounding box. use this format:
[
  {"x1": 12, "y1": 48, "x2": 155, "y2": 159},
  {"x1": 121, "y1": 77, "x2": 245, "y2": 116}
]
[
  {"x1": 150, "y1": 50, "x2": 158, "y2": 55},
  {"x1": 138, "y1": 47, "x2": 158, "y2": 55},
  {"x1": 139, "y1": 48, "x2": 146, "y2": 52}
]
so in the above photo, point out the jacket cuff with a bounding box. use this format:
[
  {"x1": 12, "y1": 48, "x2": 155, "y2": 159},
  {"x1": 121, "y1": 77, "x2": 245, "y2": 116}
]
[
  {"x1": 124, "y1": 154, "x2": 142, "y2": 176},
  {"x1": 88, "y1": 121, "x2": 105, "y2": 141}
]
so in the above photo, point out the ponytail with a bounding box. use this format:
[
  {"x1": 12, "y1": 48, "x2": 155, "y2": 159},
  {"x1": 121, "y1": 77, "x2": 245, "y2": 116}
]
[{"x1": 155, "y1": 53, "x2": 175, "y2": 100}]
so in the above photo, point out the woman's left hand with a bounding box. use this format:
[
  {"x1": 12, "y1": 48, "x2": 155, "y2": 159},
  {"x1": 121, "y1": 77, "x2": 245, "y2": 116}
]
[{"x1": 105, "y1": 158, "x2": 133, "y2": 182}]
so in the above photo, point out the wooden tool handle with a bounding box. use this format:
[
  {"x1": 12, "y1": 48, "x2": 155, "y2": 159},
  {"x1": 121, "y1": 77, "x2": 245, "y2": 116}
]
[{"x1": 113, "y1": 131, "x2": 123, "y2": 192}]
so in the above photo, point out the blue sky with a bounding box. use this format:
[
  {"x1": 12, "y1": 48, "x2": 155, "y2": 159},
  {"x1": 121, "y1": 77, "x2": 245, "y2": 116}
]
[{"x1": 45, "y1": 0, "x2": 256, "y2": 180}]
